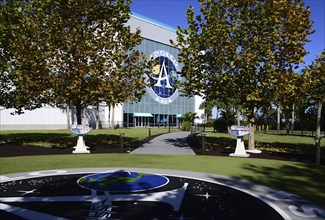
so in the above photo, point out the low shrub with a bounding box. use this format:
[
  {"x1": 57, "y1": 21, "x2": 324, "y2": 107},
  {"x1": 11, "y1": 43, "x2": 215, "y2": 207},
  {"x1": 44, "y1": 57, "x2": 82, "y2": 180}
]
[
  {"x1": 205, "y1": 120, "x2": 214, "y2": 127},
  {"x1": 181, "y1": 121, "x2": 192, "y2": 131}
]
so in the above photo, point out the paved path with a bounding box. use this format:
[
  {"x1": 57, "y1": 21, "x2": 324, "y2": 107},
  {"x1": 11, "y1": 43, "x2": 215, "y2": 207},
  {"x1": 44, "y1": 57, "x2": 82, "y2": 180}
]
[{"x1": 130, "y1": 131, "x2": 196, "y2": 155}]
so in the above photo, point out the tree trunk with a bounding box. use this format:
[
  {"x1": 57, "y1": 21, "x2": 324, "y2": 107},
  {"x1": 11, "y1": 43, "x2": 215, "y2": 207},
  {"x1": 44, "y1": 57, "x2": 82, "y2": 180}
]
[
  {"x1": 95, "y1": 104, "x2": 99, "y2": 130},
  {"x1": 83, "y1": 107, "x2": 87, "y2": 124},
  {"x1": 291, "y1": 104, "x2": 295, "y2": 135},
  {"x1": 66, "y1": 105, "x2": 71, "y2": 129},
  {"x1": 225, "y1": 108, "x2": 231, "y2": 130},
  {"x1": 277, "y1": 105, "x2": 281, "y2": 134},
  {"x1": 248, "y1": 108, "x2": 255, "y2": 150},
  {"x1": 237, "y1": 108, "x2": 241, "y2": 126},
  {"x1": 111, "y1": 105, "x2": 115, "y2": 129},
  {"x1": 300, "y1": 108, "x2": 304, "y2": 136},
  {"x1": 76, "y1": 103, "x2": 82, "y2": 125},
  {"x1": 107, "y1": 105, "x2": 111, "y2": 129},
  {"x1": 264, "y1": 107, "x2": 268, "y2": 134},
  {"x1": 316, "y1": 101, "x2": 322, "y2": 165},
  {"x1": 285, "y1": 115, "x2": 290, "y2": 135}
]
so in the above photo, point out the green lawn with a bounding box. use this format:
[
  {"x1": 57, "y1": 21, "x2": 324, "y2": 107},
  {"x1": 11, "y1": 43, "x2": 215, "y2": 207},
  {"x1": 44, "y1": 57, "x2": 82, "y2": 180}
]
[
  {"x1": 1, "y1": 129, "x2": 325, "y2": 207},
  {"x1": 197, "y1": 131, "x2": 325, "y2": 155},
  {"x1": 0, "y1": 128, "x2": 175, "y2": 148}
]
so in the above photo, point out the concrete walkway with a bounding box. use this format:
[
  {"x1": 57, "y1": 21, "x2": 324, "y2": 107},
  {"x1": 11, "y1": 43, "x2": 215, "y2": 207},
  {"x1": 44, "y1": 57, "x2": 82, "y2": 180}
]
[{"x1": 130, "y1": 131, "x2": 196, "y2": 155}]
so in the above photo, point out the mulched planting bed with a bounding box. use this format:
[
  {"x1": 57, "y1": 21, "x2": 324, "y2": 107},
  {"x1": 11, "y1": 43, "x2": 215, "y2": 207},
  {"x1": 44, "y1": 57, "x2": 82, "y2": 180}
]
[{"x1": 1, "y1": 134, "x2": 324, "y2": 165}]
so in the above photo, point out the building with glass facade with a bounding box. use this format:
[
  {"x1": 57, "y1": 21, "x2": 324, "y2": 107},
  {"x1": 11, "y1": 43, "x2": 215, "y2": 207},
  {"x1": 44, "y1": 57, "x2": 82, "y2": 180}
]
[
  {"x1": 121, "y1": 13, "x2": 203, "y2": 127},
  {"x1": 0, "y1": 13, "x2": 204, "y2": 129}
]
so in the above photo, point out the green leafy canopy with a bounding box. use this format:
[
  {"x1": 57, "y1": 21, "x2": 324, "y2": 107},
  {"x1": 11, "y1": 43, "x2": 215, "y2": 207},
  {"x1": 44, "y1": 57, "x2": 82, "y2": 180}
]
[
  {"x1": 172, "y1": 0, "x2": 314, "y2": 149},
  {"x1": 0, "y1": 0, "x2": 152, "y2": 119}
]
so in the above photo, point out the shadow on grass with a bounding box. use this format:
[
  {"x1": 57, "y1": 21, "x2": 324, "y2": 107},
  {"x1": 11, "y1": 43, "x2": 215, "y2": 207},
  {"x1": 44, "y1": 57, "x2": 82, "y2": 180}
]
[
  {"x1": 191, "y1": 134, "x2": 324, "y2": 156},
  {"x1": 259, "y1": 131, "x2": 325, "y2": 138},
  {"x1": 255, "y1": 142, "x2": 323, "y2": 155},
  {"x1": 238, "y1": 163, "x2": 325, "y2": 208},
  {"x1": 0, "y1": 132, "x2": 140, "y2": 149},
  {"x1": 0, "y1": 132, "x2": 76, "y2": 147}
]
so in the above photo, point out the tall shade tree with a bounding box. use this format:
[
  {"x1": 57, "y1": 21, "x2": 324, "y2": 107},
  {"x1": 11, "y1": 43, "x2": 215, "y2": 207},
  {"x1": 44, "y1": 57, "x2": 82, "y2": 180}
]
[
  {"x1": 274, "y1": 71, "x2": 308, "y2": 135},
  {"x1": 0, "y1": 0, "x2": 151, "y2": 124},
  {"x1": 172, "y1": 0, "x2": 314, "y2": 150},
  {"x1": 304, "y1": 49, "x2": 325, "y2": 165},
  {"x1": 0, "y1": 0, "x2": 50, "y2": 113}
]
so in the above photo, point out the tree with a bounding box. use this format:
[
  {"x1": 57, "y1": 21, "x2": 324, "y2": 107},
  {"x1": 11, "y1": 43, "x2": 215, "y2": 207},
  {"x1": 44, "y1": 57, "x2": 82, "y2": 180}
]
[
  {"x1": 199, "y1": 99, "x2": 218, "y2": 121},
  {"x1": 101, "y1": 50, "x2": 150, "y2": 128},
  {"x1": 304, "y1": 49, "x2": 325, "y2": 165},
  {"x1": 0, "y1": 0, "x2": 50, "y2": 114},
  {"x1": 172, "y1": 0, "x2": 314, "y2": 151},
  {"x1": 274, "y1": 71, "x2": 308, "y2": 135},
  {"x1": 0, "y1": 0, "x2": 151, "y2": 124},
  {"x1": 181, "y1": 112, "x2": 198, "y2": 125},
  {"x1": 214, "y1": 97, "x2": 242, "y2": 127},
  {"x1": 255, "y1": 106, "x2": 276, "y2": 132}
]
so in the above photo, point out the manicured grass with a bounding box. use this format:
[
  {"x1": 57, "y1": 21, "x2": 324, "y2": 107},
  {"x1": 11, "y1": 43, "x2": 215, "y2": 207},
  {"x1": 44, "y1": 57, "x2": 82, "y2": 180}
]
[
  {"x1": 1, "y1": 153, "x2": 324, "y2": 207},
  {"x1": 0, "y1": 128, "x2": 175, "y2": 148},
  {"x1": 199, "y1": 131, "x2": 325, "y2": 155}
]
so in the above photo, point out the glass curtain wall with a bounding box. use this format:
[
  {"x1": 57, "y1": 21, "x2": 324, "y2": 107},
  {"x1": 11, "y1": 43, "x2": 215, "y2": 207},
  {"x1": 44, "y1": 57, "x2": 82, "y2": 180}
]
[{"x1": 123, "y1": 38, "x2": 195, "y2": 127}]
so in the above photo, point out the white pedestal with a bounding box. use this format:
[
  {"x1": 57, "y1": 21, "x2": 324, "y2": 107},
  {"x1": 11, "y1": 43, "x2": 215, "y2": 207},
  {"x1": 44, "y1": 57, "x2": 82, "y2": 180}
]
[
  {"x1": 72, "y1": 135, "x2": 90, "y2": 154},
  {"x1": 229, "y1": 137, "x2": 250, "y2": 157},
  {"x1": 246, "y1": 149, "x2": 262, "y2": 154}
]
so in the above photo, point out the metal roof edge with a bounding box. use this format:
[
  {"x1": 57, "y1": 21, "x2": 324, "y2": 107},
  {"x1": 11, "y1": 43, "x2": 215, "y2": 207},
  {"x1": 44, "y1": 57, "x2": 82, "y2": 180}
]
[{"x1": 130, "y1": 11, "x2": 177, "y2": 32}]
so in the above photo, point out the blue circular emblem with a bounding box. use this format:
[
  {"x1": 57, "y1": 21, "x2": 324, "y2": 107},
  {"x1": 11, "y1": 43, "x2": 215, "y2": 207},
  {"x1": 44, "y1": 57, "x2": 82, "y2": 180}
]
[
  {"x1": 147, "y1": 50, "x2": 180, "y2": 104},
  {"x1": 70, "y1": 124, "x2": 91, "y2": 135},
  {"x1": 229, "y1": 125, "x2": 250, "y2": 137},
  {"x1": 77, "y1": 171, "x2": 169, "y2": 192}
]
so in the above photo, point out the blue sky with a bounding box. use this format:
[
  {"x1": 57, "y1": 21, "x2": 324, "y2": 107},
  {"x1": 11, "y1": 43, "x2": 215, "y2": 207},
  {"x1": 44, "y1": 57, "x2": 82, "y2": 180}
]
[{"x1": 131, "y1": 0, "x2": 325, "y2": 68}]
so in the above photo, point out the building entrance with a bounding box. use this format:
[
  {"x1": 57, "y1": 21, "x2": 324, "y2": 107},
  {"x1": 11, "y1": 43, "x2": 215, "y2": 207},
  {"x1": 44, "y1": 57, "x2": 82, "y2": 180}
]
[{"x1": 123, "y1": 113, "x2": 180, "y2": 128}]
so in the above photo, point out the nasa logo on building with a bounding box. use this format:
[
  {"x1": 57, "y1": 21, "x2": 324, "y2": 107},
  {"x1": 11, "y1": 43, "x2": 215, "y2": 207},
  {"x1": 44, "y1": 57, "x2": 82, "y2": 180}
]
[{"x1": 147, "y1": 50, "x2": 180, "y2": 104}]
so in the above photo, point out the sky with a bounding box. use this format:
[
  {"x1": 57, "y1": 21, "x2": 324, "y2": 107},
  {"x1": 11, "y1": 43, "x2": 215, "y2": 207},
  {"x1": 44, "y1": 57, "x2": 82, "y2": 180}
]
[{"x1": 131, "y1": 0, "x2": 325, "y2": 68}]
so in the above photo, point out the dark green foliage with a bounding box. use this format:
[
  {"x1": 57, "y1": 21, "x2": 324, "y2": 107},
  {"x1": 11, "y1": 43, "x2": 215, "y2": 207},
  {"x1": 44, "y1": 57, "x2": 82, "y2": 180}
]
[
  {"x1": 0, "y1": 0, "x2": 151, "y2": 122},
  {"x1": 219, "y1": 110, "x2": 236, "y2": 127},
  {"x1": 181, "y1": 112, "x2": 198, "y2": 125},
  {"x1": 181, "y1": 121, "x2": 192, "y2": 131},
  {"x1": 213, "y1": 119, "x2": 228, "y2": 133},
  {"x1": 205, "y1": 120, "x2": 214, "y2": 127}
]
